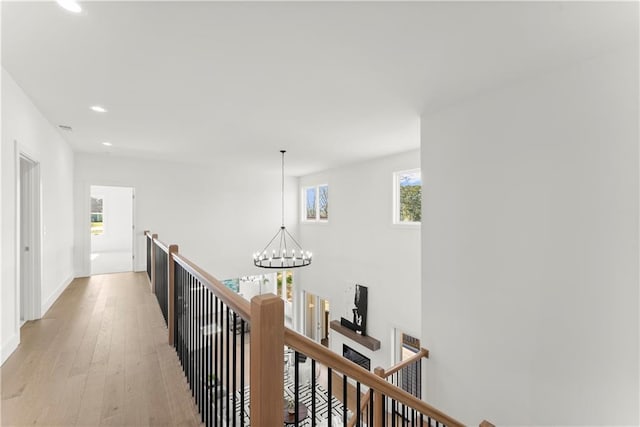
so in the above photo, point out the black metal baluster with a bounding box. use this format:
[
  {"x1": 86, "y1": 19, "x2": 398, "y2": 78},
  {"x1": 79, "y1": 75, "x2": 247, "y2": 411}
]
[
  {"x1": 419, "y1": 413, "x2": 423, "y2": 427},
  {"x1": 204, "y1": 288, "x2": 209, "y2": 427},
  {"x1": 343, "y1": 374, "x2": 348, "y2": 427},
  {"x1": 218, "y1": 299, "x2": 223, "y2": 426},
  {"x1": 392, "y1": 399, "x2": 396, "y2": 427},
  {"x1": 240, "y1": 318, "x2": 245, "y2": 426},
  {"x1": 211, "y1": 297, "x2": 222, "y2": 426},
  {"x1": 225, "y1": 305, "x2": 230, "y2": 426},
  {"x1": 190, "y1": 274, "x2": 194, "y2": 396},
  {"x1": 210, "y1": 293, "x2": 214, "y2": 427},
  {"x1": 402, "y1": 404, "x2": 406, "y2": 426},
  {"x1": 356, "y1": 382, "x2": 361, "y2": 427},
  {"x1": 215, "y1": 297, "x2": 221, "y2": 426},
  {"x1": 382, "y1": 393, "x2": 387, "y2": 427},
  {"x1": 180, "y1": 268, "x2": 185, "y2": 371},
  {"x1": 195, "y1": 279, "x2": 198, "y2": 403},
  {"x1": 232, "y1": 312, "x2": 237, "y2": 427},
  {"x1": 186, "y1": 272, "x2": 191, "y2": 389},
  {"x1": 327, "y1": 367, "x2": 332, "y2": 427},
  {"x1": 294, "y1": 351, "x2": 300, "y2": 427},
  {"x1": 197, "y1": 282, "x2": 202, "y2": 422},
  {"x1": 185, "y1": 272, "x2": 189, "y2": 382},
  {"x1": 311, "y1": 359, "x2": 316, "y2": 427}
]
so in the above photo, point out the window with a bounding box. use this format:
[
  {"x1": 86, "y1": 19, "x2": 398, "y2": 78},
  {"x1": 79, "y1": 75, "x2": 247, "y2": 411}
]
[
  {"x1": 303, "y1": 184, "x2": 329, "y2": 221},
  {"x1": 277, "y1": 271, "x2": 293, "y2": 303},
  {"x1": 394, "y1": 169, "x2": 421, "y2": 224},
  {"x1": 91, "y1": 196, "x2": 104, "y2": 235}
]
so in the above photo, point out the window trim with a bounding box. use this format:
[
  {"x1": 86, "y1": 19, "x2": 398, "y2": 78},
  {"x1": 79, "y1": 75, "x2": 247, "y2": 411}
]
[
  {"x1": 393, "y1": 169, "x2": 421, "y2": 226},
  {"x1": 302, "y1": 184, "x2": 329, "y2": 223}
]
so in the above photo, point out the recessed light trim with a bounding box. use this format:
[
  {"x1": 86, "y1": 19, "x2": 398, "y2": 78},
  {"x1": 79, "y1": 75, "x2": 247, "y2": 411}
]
[
  {"x1": 56, "y1": 0, "x2": 82, "y2": 14},
  {"x1": 102, "y1": 142, "x2": 112, "y2": 147},
  {"x1": 90, "y1": 105, "x2": 107, "y2": 113}
]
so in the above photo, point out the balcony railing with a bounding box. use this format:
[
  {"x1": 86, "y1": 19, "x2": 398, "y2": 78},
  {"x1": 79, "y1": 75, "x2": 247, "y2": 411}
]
[{"x1": 144, "y1": 230, "x2": 492, "y2": 427}]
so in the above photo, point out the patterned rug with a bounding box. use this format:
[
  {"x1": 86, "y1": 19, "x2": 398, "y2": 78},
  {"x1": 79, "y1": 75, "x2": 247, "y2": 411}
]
[{"x1": 230, "y1": 366, "x2": 347, "y2": 426}]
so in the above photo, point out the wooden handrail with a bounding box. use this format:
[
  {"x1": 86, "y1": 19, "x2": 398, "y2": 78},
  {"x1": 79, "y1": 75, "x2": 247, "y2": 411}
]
[
  {"x1": 284, "y1": 328, "x2": 464, "y2": 427},
  {"x1": 172, "y1": 252, "x2": 251, "y2": 321},
  {"x1": 153, "y1": 237, "x2": 169, "y2": 253},
  {"x1": 379, "y1": 347, "x2": 429, "y2": 378}
]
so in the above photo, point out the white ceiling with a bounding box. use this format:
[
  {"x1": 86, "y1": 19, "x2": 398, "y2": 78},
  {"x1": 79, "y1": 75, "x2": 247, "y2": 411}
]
[{"x1": 2, "y1": 1, "x2": 637, "y2": 175}]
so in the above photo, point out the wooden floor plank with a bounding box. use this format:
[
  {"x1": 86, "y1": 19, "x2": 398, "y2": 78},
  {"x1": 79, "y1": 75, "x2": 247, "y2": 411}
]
[{"x1": 1, "y1": 272, "x2": 202, "y2": 427}]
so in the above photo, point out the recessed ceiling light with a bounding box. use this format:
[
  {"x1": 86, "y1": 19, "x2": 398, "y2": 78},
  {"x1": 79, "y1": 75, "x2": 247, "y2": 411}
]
[
  {"x1": 56, "y1": 0, "x2": 82, "y2": 14},
  {"x1": 90, "y1": 105, "x2": 107, "y2": 113},
  {"x1": 102, "y1": 142, "x2": 112, "y2": 147}
]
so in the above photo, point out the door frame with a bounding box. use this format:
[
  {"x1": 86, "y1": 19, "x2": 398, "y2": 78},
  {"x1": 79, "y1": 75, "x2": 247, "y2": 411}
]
[
  {"x1": 303, "y1": 291, "x2": 330, "y2": 343},
  {"x1": 88, "y1": 184, "x2": 136, "y2": 275},
  {"x1": 16, "y1": 147, "x2": 42, "y2": 324}
]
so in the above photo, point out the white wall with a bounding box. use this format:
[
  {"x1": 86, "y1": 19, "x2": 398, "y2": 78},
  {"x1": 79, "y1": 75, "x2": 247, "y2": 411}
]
[
  {"x1": 421, "y1": 49, "x2": 639, "y2": 425},
  {"x1": 90, "y1": 185, "x2": 133, "y2": 254},
  {"x1": 74, "y1": 153, "x2": 298, "y2": 282},
  {"x1": 298, "y1": 150, "x2": 421, "y2": 370},
  {"x1": 1, "y1": 68, "x2": 75, "y2": 364}
]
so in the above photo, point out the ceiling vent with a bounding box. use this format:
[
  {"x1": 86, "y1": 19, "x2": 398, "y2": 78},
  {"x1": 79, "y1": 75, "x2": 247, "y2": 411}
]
[{"x1": 58, "y1": 124, "x2": 73, "y2": 132}]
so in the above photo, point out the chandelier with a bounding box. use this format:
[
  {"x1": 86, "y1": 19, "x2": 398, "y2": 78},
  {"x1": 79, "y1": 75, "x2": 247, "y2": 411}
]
[{"x1": 253, "y1": 150, "x2": 312, "y2": 269}]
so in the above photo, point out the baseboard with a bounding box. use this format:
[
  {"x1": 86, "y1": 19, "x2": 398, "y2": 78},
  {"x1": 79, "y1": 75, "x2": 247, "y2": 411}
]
[
  {"x1": 41, "y1": 274, "x2": 74, "y2": 316},
  {"x1": 1, "y1": 333, "x2": 20, "y2": 366}
]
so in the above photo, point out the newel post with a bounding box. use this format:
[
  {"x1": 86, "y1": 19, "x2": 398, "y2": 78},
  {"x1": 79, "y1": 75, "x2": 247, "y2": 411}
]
[
  {"x1": 167, "y1": 244, "x2": 179, "y2": 345},
  {"x1": 150, "y1": 233, "x2": 158, "y2": 292},
  {"x1": 250, "y1": 294, "x2": 284, "y2": 426},
  {"x1": 373, "y1": 367, "x2": 386, "y2": 427}
]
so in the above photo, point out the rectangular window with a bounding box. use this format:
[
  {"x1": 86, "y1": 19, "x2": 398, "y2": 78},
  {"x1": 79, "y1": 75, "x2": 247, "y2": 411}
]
[
  {"x1": 306, "y1": 187, "x2": 317, "y2": 220},
  {"x1": 91, "y1": 196, "x2": 104, "y2": 235},
  {"x1": 303, "y1": 184, "x2": 329, "y2": 222},
  {"x1": 277, "y1": 270, "x2": 293, "y2": 303},
  {"x1": 318, "y1": 185, "x2": 328, "y2": 220},
  {"x1": 394, "y1": 169, "x2": 421, "y2": 224}
]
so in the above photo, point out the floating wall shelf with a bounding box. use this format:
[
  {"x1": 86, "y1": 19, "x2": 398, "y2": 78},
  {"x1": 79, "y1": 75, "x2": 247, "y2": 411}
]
[{"x1": 330, "y1": 320, "x2": 381, "y2": 351}]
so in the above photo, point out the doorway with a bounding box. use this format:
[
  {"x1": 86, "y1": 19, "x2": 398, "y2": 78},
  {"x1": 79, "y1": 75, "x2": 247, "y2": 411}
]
[
  {"x1": 90, "y1": 185, "x2": 134, "y2": 275},
  {"x1": 19, "y1": 155, "x2": 41, "y2": 324},
  {"x1": 304, "y1": 291, "x2": 330, "y2": 347}
]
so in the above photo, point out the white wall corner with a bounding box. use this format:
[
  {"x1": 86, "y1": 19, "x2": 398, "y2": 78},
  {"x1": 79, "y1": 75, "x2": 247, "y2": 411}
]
[
  {"x1": 1, "y1": 333, "x2": 20, "y2": 366},
  {"x1": 41, "y1": 274, "x2": 73, "y2": 316}
]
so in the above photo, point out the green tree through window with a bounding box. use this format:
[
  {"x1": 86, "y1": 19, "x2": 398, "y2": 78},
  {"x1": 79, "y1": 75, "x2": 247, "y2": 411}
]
[
  {"x1": 397, "y1": 170, "x2": 421, "y2": 223},
  {"x1": 91, "y1": 196, "x2": 104, "y2": 235}
]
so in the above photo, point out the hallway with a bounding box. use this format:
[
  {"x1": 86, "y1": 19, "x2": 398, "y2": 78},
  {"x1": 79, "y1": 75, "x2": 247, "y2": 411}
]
[{"x1": 1, "y1": 272, "x2": 202, "y2": 426}]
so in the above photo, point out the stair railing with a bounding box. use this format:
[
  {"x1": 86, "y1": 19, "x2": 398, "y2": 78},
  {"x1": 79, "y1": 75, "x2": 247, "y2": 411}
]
[{"x1": 144, "y1": 229, "x2": 489, "y2": 427}]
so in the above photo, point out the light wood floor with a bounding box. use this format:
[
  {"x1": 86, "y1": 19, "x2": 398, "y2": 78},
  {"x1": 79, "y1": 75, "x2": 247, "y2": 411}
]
[{"x1": 1, "y1": 272, "x2": 202, "y2": 426}]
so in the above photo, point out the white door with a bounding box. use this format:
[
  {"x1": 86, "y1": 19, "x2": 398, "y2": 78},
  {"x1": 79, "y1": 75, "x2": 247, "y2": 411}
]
[
  {"x1": 90, "y1": 185, "x2": 134, "y2": 275},
  {"x1": 19, "y1": 155, "x2": 41, "y2": 323}
]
